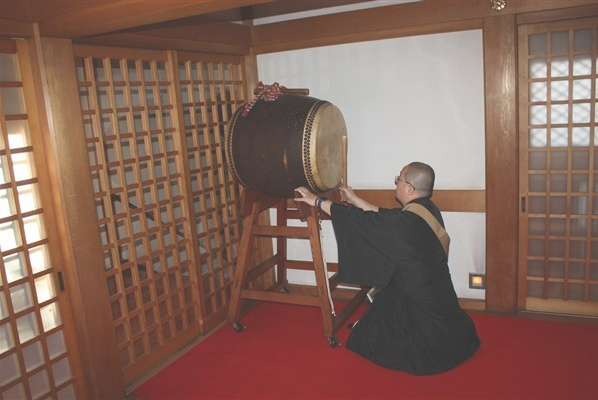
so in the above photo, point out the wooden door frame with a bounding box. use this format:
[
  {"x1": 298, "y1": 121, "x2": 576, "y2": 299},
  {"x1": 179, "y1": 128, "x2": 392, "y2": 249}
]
[{"x1": 483, "y1": 14, "x2": 519, "y2": 313}]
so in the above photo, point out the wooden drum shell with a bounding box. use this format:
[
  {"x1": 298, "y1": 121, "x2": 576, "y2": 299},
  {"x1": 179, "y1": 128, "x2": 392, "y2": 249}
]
[{"x1": 225, "y1": 94, "x2": 346, "y2": 198}]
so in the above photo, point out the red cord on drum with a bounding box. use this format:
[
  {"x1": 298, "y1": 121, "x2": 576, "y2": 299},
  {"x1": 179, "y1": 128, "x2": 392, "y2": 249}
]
[{"x1": 242, "y1": 81, "x2": 281, "y2": 116}]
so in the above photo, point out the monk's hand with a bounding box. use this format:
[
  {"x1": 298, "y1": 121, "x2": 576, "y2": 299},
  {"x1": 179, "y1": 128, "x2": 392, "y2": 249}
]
[
  {"x1": 294, "y1": 187, "x2": 318, "y2": 207},
  {"x1": 339, "y1": 186, "x2": 357, "y2": 205}
]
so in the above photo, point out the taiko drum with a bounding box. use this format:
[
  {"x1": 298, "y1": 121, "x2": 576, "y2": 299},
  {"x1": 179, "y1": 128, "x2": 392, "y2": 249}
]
[{"x1": 225, "y1": 94, "x2": 346, "y2": 198}]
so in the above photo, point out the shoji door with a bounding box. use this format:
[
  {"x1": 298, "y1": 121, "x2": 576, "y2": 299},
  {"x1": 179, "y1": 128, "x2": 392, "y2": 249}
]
[
  {"x1": 73, "y1": 46, "x2": 246, "y2": 384},
  {"x1": 0, "y1": 40, "x2": 82, "y2": 398},
  {"x1": 518, "y1": 18, "x2": 598, "y2": 316}
]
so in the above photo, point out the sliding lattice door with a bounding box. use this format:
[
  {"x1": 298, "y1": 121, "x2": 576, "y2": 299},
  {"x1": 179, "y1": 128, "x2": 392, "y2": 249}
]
[
  {"x1": 1, "y1": 41, "x2": 81, "y2": 399},
  {"x1": 518, "y1": 18, "x2": 598, "y2": 316},
  {"x1": 176, "y1": 52, "x2": 245, "y2": 330},
  {"x1": 74, "y1": 46, "x2": 246, "y2": 383}
]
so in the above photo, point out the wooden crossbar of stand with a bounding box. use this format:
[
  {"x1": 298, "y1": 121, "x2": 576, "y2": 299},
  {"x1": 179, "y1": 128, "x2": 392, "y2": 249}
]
[{"x1": 227, "y1": 188, "x2": 368, "y2": 347}]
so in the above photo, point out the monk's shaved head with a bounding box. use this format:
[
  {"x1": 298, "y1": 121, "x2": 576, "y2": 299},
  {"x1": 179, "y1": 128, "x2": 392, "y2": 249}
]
[{"x1": 404, "y1": 162, "x2": 435, "y2": 197}]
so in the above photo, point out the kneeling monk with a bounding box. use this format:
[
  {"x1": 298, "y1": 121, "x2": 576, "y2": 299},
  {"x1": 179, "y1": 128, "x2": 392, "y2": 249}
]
[{"x1": 294, "y1": 161, "x2": 480, "y2": 375}]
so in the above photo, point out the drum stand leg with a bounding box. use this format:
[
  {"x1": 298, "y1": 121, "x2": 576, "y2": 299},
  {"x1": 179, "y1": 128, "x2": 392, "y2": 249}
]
[{"x1": 227, "y1": 189, "x2": 368, "y2": 347}]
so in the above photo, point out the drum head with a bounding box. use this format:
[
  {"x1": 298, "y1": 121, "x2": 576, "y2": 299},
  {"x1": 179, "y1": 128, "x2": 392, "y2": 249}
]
[{"x1": 305, "y1": 102, "x2": 346, "y2": 192}]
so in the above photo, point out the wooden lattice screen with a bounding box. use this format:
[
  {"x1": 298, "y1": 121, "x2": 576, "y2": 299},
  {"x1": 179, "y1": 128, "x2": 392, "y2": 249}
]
[
  {"x1": 73, "y1": 46, "x2": 246, "y2": 382},
  {"x1": 1, "y1": 40, "x2": 80, "y2": 399},
  {"x1": 176, "y1": 51, "x2": 246, "y2": 329},
  {"x1": 518, "y1": 18, "x2": 598, "y2": 316}
]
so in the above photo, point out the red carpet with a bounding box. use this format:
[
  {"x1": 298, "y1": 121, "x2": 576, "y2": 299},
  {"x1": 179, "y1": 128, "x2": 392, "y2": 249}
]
[{"x1": 133, "y1": 302, "x2": 598, "y2": 400}]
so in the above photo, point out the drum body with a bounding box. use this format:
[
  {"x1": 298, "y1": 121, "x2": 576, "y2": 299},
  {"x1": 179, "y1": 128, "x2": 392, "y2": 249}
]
[{"x1": 225, "y1": 94, "x2": 346, "y2": 198}]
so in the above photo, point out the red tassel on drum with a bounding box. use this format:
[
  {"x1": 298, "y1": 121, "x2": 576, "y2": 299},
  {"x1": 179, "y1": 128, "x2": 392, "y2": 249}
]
[{"x1": 242, "y1": 81, "x2": 282, "y2": 116}]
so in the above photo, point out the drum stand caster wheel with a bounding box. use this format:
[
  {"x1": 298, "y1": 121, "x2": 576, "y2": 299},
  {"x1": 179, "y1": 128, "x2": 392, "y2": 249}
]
[
  {"x1": 233, "y1": 321, "x2": 245, "y2": 332},
  {"x1": 328, "y1": 336, "x2": 340, "y2": 348}
]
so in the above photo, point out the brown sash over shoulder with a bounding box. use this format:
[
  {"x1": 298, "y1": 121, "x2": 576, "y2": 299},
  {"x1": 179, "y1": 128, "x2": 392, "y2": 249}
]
[{"x1": 402, "y1": 203, "x2": 450, "y2": 256}]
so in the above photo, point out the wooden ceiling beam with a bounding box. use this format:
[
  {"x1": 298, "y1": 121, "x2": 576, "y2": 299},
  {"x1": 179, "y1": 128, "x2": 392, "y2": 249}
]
[
  {"x1": 37, "y1": 0, "x2": 273, "y2": 38},
  {"x1": 75, "y1": 32, "x2": 252, "y2": 55},
  {"x1": 252, "y1": 0, "x2": 598, "y2": 54},
  {"x1": 0, "y1": 18, "x2": 34, "y2": 38},
  {"x1": 75, "y1": 22, "x2": 252, "y2": 55},
  {"x1": 124, "y1": 21, "x2": 252, "y2": 47}
]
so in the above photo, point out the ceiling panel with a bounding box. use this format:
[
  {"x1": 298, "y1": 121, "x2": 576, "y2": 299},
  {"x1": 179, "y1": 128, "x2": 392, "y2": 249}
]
[{"x1": 0, "y1": 0, "x2": 386, "y2": 39}]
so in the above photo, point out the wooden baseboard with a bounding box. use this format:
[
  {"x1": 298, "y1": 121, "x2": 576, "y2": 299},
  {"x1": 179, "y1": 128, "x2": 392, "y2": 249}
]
[
  {"x1": 459, "y1": 298, "x2": 486, "y2": 311},
  {"x1": 524, "y1": 298, "x2": 598, "y2": 318},
  {"x1": 287, "y1": 284, "x2": 486, "y2": 312}
]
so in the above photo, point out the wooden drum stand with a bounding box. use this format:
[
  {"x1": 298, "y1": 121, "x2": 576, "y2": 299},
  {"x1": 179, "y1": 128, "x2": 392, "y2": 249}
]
[{"x1": 227, "y1": 188, "x2": 368, "y2": 347}]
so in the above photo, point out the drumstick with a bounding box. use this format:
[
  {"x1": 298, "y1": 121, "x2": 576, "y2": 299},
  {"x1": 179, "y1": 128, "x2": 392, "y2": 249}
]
[
  {"x1": 341, "y1": 135, "x2": 348, "y2": 202},
  {"x1": 342, "y1": 135, "x2": 348, "y2": 186}
]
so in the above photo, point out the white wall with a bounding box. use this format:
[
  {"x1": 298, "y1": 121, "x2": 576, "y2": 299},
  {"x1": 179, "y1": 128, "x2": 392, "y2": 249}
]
[{"x1": 257, "y1": 30, "x2": 486, "y2": 299}]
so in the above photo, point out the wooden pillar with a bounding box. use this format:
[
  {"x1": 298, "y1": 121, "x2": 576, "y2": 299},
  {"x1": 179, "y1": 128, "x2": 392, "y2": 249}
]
[
  {"x1": 483, "y1": 14, "x2": 519, "y2": 313},
  {"x1": 28, "y1": 29, "x2": 124, "y2": 399}
]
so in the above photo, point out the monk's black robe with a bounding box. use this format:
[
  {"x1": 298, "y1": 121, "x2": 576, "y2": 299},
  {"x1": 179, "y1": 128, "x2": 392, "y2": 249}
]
[{"x1": 330, "y1": 197, "x2": 480, "y2": 375}]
